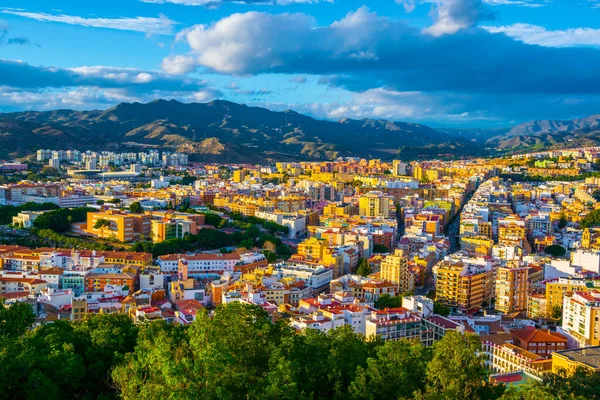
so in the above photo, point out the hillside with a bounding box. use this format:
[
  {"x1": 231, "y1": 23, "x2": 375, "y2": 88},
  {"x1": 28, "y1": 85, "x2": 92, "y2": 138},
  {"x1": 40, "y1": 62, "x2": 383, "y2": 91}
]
[
  {"x1": 0, "y1": 100, "x2": 475, "y2": 162},
  {"x1": 2, "y1": 100, "x2": 598, "y2": 162},
  {"x1": 485, "y1": 115, "x2": 600, "y2": 153}
]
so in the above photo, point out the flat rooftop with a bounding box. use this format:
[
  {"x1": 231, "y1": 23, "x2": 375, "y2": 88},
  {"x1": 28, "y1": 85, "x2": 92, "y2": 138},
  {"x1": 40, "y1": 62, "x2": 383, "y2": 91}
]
[{"x1": 554, "y1": 346, "x2": 600, "y2": 369}]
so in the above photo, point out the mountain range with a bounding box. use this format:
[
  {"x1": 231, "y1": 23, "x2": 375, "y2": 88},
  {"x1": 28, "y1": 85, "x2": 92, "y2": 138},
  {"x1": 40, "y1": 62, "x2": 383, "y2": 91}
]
[{"x1": 0, "y1": 99, "x2": 598, "y2": 163}]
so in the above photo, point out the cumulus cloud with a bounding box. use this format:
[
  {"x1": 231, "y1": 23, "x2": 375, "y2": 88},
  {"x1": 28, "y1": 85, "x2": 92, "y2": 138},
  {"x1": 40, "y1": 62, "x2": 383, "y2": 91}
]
[
  {"x1": 166, "y1": 7, "x2": 600, "y2": 96},
  {"x1": 2, "y1": 10, "x2": 177, "y2": 35},
  {"x1": 161, "y1": 54, "x2": 197, "y2": 75},
  {"x1": 396, "y1": 0, "x2": 492, "y2": 36},
  {"x1": 482, "y1": 24, "x2": 600, "y2": 47}
]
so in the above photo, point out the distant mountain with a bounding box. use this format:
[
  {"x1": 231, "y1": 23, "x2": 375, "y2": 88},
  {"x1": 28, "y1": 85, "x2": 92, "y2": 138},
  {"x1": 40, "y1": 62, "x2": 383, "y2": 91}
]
[
  {"x1": 485, "y1": 115, "x2": 600, "y2": 153},
  {"x1": 436, "y1": 127, "x2": 509, "y2": 144},
  {"x1": 2, "y1": 100, "x2": 597, "y2": 163},
  {"x1": 0, "y1": 99, "x2": 476, "y2": 163}
]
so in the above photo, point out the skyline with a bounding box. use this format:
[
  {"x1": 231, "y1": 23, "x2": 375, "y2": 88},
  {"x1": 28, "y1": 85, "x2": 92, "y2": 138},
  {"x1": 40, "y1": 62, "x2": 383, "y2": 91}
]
[{"x1": 1, "y1": 0, "x2": 600, "y2": 127}]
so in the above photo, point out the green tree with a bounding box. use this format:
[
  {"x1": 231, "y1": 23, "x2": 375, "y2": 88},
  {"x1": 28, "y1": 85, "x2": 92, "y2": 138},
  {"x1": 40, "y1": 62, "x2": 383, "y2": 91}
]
[
  {"x1": 0, "y1": 298, "x2": 34, "y2": 339},
  {"x1": 545, "y1": 245, "x2": 566, "y2": 257},
  {"x1": 350, "y1": 339, "x2": 431, "y2": 400},
  {"x1": 355, "y1": 258, "x2": 373, "y2": 277},
  {"x1": 129, "y1": 201, "x2": 143, "y2": 213},
  {"x1": 372, "y1": 244, "x2": 388, "y2": 253},
  {"x1": 558, "y1": 213, "x2": 568, "y2": 229},
  {"x1": 93, "y1": 218, "x2": 112, "y2": 237},
  {"x1": 433, "y1": 301, "x2": 451, "y2": 317},
  {"x1": 374, "y1": 293, "x2": 401, "y2": 309},
  {"x1": 425, "y1": 331, "x2": 494, "y2": 399},
  {"x1": 40, "y1": 166, "x2": 59, "y2": 176}
]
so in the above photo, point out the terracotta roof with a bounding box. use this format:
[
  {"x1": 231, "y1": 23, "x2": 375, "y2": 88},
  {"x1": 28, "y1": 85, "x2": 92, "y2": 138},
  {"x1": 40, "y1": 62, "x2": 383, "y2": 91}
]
[{"x1": 510, "y1": 328, "x2": 567, "y2": 344}]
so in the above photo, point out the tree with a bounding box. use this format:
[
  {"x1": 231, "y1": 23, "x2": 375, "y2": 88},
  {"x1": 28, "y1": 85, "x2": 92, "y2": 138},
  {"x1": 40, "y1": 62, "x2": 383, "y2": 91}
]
[
  {"x1": 425, "y1": 331, "x2": 495, "y2": 399},
  {"x1": 67, "y1": 215, "x2": 73, "y2": 230},
  {"x1": 93, "y1": 218, "x2": 112, "y2": 237},
  {"x1": 551, "y1": 305, "x2": 563, "y2": 321},
  {"x1": 558, "y1": 213, "x2": 568, "y2": 229},
  {"x1": 355, "y1": 258, "x2": 373, "y2": 277},
  {"x1": 129, "y1": 201, "x2": 143, "y2": 213},
  {"x1": 433, "y1": 301, "x2": 451, "y2": 316},
  {"x1": 581, "y1": 209, "x2": 600, "y2": 229},
  {"x1": 96, "y1": 200, "x2": 105, "y2": 205},
  {"x1": 372, "y1": 244, "x2": 388, "y2": 254},
  {"x1": 545, "y1": 245, "x2": 566, "y2": 257},
  {"x1": 0, "y1": 298, "x2": 34, "y2": 339},
  {"x1": 350, "y1": 339, "x2": 430, "y2": 400},
  {"x1": 374, "y1": 293, "x2": 401, "y2": 309},
  {"x1": 40, "y1": 166, "x2": 59, "y2": 176},
  {"x1": 108, "y1": 198, "x2": 121, "y2": 205}
]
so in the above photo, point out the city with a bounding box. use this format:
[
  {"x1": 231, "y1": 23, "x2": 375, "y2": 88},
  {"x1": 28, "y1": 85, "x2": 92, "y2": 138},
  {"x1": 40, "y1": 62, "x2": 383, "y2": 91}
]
[
  {"x1": 2, "y1": 0, "x2": 600, "y2": 398},
  {"x1": 2, "y1": 144, "x2": 600, "y2": 398}
]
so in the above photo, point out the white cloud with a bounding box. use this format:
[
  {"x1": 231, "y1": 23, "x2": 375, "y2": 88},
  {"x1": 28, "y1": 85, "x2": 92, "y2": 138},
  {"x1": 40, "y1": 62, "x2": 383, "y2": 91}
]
[
  {"x1": 141, "y1": 0, "x2": 331, "y2": 6},
  {"x1": 2, "y1": 10, "x2": 177, "y2": 35},
  {"x1": 170, "y1": 7, "x2": 393, "y2": 75},
  {"x1": 161, "y1": 54, "x2": 197, "y2": 75},
  {"x1": 482, "y1": 23, "x2": 600, "y2": 47},
  {"x1": 396, "y1": 0, "x2": 491, "y2": 36},
  {"x1": 482, "y1": 0, "x2": 544, "y2": 6},
  {"x1": 193, "y1": 88, "x2": 221, "y2": 102}
]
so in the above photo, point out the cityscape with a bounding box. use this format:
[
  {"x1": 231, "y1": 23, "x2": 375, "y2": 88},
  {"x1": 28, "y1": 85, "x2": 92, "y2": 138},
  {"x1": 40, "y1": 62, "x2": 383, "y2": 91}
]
[{"x1": 2, "y1": 0, "x2": 600, "y2": 399}]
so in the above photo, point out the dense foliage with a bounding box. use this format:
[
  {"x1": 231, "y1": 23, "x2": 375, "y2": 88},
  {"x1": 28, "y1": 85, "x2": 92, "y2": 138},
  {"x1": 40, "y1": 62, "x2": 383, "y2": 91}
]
[
  {"x1": 131, "y1": 225, "x2": 293, "y2": 259},
  {"x1": 544, "y1": 245, "x2": 567, "y2": 257},
  {"x1": 0, "y1": 202, "x2": 60, "y2": 225},
  {"x1": 33, "y1": 207, "x2": 95, "y2": 232},
  {"x1": 1, "y1": 301, "x2": 599, "y2": 400},
  {"x1": 581, "y1": 209, "x2": 600, "y2": 229}
]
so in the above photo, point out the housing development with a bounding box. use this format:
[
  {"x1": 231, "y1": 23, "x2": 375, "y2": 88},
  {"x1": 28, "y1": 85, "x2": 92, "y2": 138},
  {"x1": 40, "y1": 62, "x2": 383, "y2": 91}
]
[{"x1": 1, "y1": 144, "x2": 600, "y2": 396}]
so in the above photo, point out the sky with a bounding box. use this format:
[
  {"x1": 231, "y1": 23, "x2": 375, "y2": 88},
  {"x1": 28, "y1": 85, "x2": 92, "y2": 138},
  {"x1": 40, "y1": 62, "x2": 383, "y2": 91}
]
[{"x1": 1, "y1": 0, "x2": 600, "y2": 127}]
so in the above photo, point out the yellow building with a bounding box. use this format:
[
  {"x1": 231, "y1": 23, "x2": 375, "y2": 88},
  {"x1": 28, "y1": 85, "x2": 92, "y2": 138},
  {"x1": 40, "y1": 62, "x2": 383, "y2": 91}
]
[
  {"x1": 552, "y1": 347, "x2": 600, "y2": 374},
  {"x1": 323, "y1": 203, "x2": 350, "y2": 218},
  {"x1": 232, "y1": 169, "x2": 246, "y2": 183},
  {"x1": 495, "y1": 265, "x2": 529, "y2": 314},
  {"x1": 380, "y1": 249, "x2": 413, "y2": 294},
  {"x1": 545, "y1": 278, "x2": 600, "y2": 311},
  {"x1": 358, "y1": 191, "x2": 394, "y2": 218},
  {"x1": 85, "y1": 210, "x2": 151, "y2": 242},
  {"x1": 434, "y1": 260, "x2": 493, "y2": 313},
  {"x1": 460, "y1": 236, "x2": 494, "y2": 256},
  {"x1": 298, "y1": 237, "x2": 327, "y2": 259},
  {"x1": 498, "y1": 215, "x2": 527, "y2": 249}
]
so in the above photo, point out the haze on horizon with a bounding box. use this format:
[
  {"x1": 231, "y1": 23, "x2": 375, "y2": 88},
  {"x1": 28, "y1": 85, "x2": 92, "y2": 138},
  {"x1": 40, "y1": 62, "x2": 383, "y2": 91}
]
[{"x1": 1, "y1": 0, "x2": 600, "y2": 128}]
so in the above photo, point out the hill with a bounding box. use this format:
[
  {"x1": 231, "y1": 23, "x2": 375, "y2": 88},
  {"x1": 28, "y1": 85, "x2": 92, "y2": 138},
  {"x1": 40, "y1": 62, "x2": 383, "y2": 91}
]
[
  {"x1": 2, "y1": 100, "x2": 598, "y2": 162},
  {"x1": 484, "y1": 115, "x2": 600, "y2": 153},
  {"x1": 0, "y1": 99, "x2": 476, "y2": 163}
]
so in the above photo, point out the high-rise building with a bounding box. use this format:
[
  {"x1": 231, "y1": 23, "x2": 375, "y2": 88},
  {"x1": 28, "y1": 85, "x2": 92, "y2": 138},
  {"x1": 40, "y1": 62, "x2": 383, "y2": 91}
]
[
  {"x1": 561, "y1": 290, "x2": 600, "y2": 348},
  {"x1": 380, "y1": 249, "x2": 413, "y2": 294},
  {"x1": 495, "y1": 264, "x2": 529, "y2": 314},
  {"x1": 434, "y1": 259, "x2": 493, "y2": 313},
  {"x1": 358, "y1": 191, "x2": 394, "y2": 218}
]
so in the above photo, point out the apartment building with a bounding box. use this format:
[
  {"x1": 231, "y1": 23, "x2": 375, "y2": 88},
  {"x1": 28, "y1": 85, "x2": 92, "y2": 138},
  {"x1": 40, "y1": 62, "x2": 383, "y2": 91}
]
[
  {"x1": 561, "y1": 290, "x2": 600, "y2": 347},
  {"x1": 495, "y1": 265, "x2": 529, "y2": 314},
  {"x1": 434, "y1": 258, "x2": 493, "y2": 313},
  {"x1": 380, "y1": 249, "x2": 414, "y2": 294},
  {"x1": 85, "y1": 210, "x2": 151, "y2": 242}
]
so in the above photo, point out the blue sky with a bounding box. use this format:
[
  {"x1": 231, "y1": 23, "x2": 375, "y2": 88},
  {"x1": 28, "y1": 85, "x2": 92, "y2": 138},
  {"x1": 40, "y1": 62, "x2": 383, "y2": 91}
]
[{"x1": 1, "y1": 0, "x2": 600, "y2": 127}]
